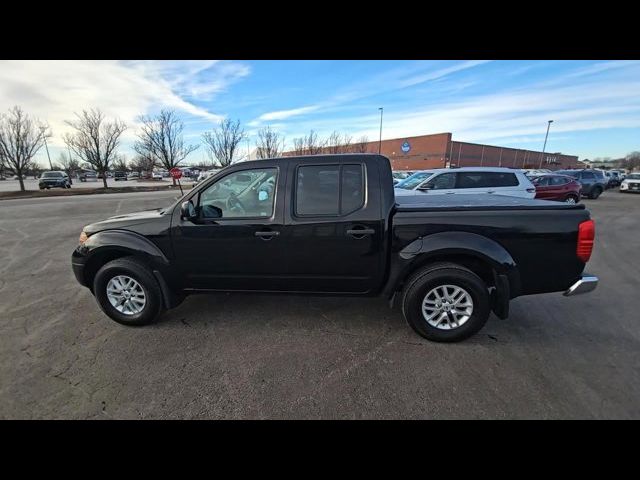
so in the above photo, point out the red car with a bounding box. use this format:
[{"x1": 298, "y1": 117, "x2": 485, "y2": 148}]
[{"x1": 530, "y1": 174, "x2": 582, "y2": 204}]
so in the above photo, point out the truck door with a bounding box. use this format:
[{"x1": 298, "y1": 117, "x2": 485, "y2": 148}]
[
  {"x1": 279, "y1": 159, "x2": 386, "y2": 294},
  {"x1": 170, "y1": 163, "x2": 289, "y2": 291}
]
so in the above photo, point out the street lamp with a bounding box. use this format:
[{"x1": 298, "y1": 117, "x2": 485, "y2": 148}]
[
  {"x1": 378, "y1": 107, "x2": 383, "y2": 154},
  {"x1": 41, "y1": 127, "x2": 52, "y2": 170},
  {"x1": 539, "y1": 120, "x2": 554, "y2": 168}
]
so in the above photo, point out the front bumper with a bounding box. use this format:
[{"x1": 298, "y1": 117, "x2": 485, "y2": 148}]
[
  {"x1": 72, "y1": 248, "x2": 89, "y2": 287},
  {"x1": 564, "y1": 274, "x2": 598, "y2": 296}
]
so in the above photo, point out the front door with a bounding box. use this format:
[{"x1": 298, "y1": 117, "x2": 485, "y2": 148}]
[{"x1": 171, "y1": 165, "x2": 287, "y2": 291}]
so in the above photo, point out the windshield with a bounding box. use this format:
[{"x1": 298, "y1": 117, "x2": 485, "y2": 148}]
[
  {"x1": 41, "y1": 172, "x2": 63, "y2": 178},
  {"x1": 627, "y1": 174, "x2": 640, "y2": 180},
  {"x1": 395, "y1": 171, "x2": 435, "y2": 190}
]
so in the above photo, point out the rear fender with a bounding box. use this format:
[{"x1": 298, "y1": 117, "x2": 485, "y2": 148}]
[{"x1": 384, "y1": 231, "x2": 521, "y2": 301}]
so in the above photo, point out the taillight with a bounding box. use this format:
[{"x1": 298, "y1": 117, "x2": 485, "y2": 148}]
[{"x1": 577, "y1": 219, "x2": 595, "y2": 262}]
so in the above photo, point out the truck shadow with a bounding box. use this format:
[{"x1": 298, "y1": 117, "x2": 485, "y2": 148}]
[{"x1": 155, "y1": 291, "x2": 537, "y2": 347}]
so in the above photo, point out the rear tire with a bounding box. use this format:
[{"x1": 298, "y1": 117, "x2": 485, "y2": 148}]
[
  {"x1": 93, "y1": 257, "x2": 164, "y2": 326},
  {"x1": 401, "y1": 262, "x2": 491, "y2": 342},
  {"x1": 564, "y1": 194, "x2": 578, "y2": 204},
  {"x1": 589, "y1": 187, "x2": 602, "y2": 199}
]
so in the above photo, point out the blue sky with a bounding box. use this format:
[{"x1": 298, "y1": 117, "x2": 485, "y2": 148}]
[{"x1": 1, "y1": 60, "x2": 639, "y2": 165}]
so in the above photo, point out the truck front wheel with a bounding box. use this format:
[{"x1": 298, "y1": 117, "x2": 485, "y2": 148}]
[
  {"x1": 93, "y1": 257, "x2": 165, "y2": 326},
  {"x1": 401, "y1": 262, "x2": 491, "y2": 342}
]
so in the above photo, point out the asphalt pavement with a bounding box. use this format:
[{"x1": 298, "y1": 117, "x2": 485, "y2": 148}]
[{"x1": 0, "y1": 189, "x2": 638, "y2": 419}]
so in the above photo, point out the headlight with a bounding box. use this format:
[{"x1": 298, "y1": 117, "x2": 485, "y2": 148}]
[{"x1": 79, "y1": 231, "x2": 89, "y2": 245}]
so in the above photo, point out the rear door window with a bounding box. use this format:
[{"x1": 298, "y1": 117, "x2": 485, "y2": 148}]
[
  {"x1": 296, "y1": 164, "x2": 365, "y2": 216},
  {"x1": 456, "y1": 172, "x2": 519, "y2": 189}
]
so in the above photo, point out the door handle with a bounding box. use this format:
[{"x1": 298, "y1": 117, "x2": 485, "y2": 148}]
[
  {"x1": 487, "y1": 190, "x2": 495, "y2": 194},
  {"x1": 255, "y1": 230, "x2": 280, "y2": 240},
  {"x1": 346, "y1": 228, "x2": 375, "y2": 238}
]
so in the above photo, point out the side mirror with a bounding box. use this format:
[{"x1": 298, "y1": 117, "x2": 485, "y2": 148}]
[
  {"x1": 417, "y1": 183, "x2": 433, "y2": 191},
  {"x1": 180, "y1": 201, "x2": 197, "y2": 221}
]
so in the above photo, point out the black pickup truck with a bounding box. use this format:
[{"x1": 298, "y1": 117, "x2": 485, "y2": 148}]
[{"x1": 72, "y1": 154, "x2": 598, "y2": 342}]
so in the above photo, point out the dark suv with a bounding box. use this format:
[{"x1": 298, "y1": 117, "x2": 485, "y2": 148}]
[
  {"x1": 556, "y1": 169, "x2": 606, "y2": 199},
  {"x1": 113, "y1": 171, "x2": 127, "y2": 181}
]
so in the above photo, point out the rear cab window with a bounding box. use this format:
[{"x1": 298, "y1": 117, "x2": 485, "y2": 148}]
[{"x1": 295, "y1": 164, "x2": 365, "y2": 216}]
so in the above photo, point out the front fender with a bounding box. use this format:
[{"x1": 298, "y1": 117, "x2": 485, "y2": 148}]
[
  {"x1": 383, "y1": 231, "x2": 521, "y2": 298},
  {"x1": 72, "y1": 230, "x2": 171, "y2": 288}
]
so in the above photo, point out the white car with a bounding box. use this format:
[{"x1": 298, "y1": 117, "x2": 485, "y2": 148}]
[
  {"x1": 152, "y1": 171, "x2": 163, "y2": 180},
  {"x1": 196, "y1": 169, "x2": 221, "y2": 183},
  {"x1": 394, "y1": 167, "x2": 536, "y2": 199},
  {"x1": 619, "y1": 173, "x2": 640, "y2": 193}
]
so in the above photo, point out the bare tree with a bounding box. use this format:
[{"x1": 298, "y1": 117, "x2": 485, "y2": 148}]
[
  {"x1": 129, "y1": 154, "x2": 157, "y2": 178},
  {"x1": 202, "y1": 118, "x2": 246, "y2": 167},
  {"x1": 622, "y1": 151, "x2": 640, "y2": 171},
  {"x1": 58, "y1": 152, "x2": 81, "y2": 179},
  {"x1": 351, "y1": 135, "x2": 370, "y2": 153},
  {"x1": 326, "y1": 131, "x2": 342, "y2": 154},
  {"x1": 111, "y1": 154, "x2": 129, "y2": 173},
  {"x1": 292, "y1": 137, "x2": 306, "y2": 156},
  {"x1": 291, "y1": 130, "x2": 326, "y2": 156},
  {"x1": 64, "y1": 109, "x2": 126, "y2": 188},
  {"x1": 0, "y1": 106, "x2": 50, "y2": 191},
  {"x1": 255, "y1": 126, "x2": 285, "y2": 159},
  {"x1": 134, "y1": 109, "x2": 199, "y2": 185},
  {"x1": 340, "y1": 134, "x2": 353, "y2": 153}
]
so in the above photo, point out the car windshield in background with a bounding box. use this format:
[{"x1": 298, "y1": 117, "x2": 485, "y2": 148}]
[
  {"x1": 395, "y1": 172, "x2": 433, "y2": 190},
  {"x1": 556, "y1": 170, "x2": 578, "y2": 178},
  {"x1": 42, "y1": 172, "x2": 63, "y2": 178},
  {"x1": 627, "y1": 174, "x2": 640, "y2": 180}
]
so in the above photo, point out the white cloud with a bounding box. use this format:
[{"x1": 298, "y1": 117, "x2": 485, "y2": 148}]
[
  {"x1": 257, "y1": 105, "x2": 320, "y2": 122},
  {"x1": 0, "y1": 60, "x2": 250, "y2": 149}
]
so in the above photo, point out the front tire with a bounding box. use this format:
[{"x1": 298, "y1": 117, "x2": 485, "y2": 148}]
[
  {"x1": 93, "y1": 257, "x2": 164, "y2": 326},
  {"x1": 401, "y1": 262, "x2": 491, "y2": 342}
]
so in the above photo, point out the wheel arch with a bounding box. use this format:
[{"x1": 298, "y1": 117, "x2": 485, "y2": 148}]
[{"x1": 384, "y1": 231, "x2": 521, "y2": 305}]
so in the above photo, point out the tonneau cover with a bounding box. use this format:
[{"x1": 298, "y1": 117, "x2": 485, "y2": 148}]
[{"x1": 395, "y1": 194, "x2": 585, "y2": 212}]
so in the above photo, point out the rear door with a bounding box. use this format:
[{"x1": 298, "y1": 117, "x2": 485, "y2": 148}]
[
  {"x1": 532, "y1": 175, "x2": 554, "y2": 199},
  {"x1": 454, "y1": 171, "x2": 527, "y2": 197},
  {"x1": 279, "y1": 158, "x2": 385, "y2": 293}
]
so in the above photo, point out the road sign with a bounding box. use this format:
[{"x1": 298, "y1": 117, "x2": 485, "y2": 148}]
[{"x1": 169, "y1": 168, "x2": 182, "y2": 179}]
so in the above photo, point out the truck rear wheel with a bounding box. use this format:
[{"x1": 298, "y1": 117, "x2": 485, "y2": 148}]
[
  {"x1": 93, "y1": 257, "x2": 164, "y2": 326},
  {"x1": 401, "y1": 262, "x2": 491, "y2": 342}
]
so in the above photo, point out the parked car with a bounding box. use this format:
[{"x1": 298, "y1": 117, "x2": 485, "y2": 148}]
[
  {"x1": 127, "y1": 172, "x2": 140, "y2": 180},
  {"x1": 394, "y1": 167, "x2": 536, "y2": 199},
  {"x1": 78, "y1": 170, "x2": 97, "y2": 182},
  {"x1": 607, "y1": 170, "x2": 622, "y2": 187},
  {"x1": 392, "y1": 170, "x2": 415, "y2": 185},
  {"x1": 39, "y1": 171, "x2": 71, "y2": 190},
  {"x1": 619, "y1": 173, "x2": 640, "y2": 193},
  {"x1": 72, "y1": 154, "x2": 598, "y2": 343},
  {"x1": 530, "y1": 174, "x2": 582, "y2": 204},
  {"x1": 522, "y1": 168, "x2": 552, "y2": 177},
  {"x1": 555, "y1": 169, "x2": 607, "y2": 199},
  {"x1": 151, "y1": 171, "x2": 163, "y2": 180},
  {"x1": 196, "y1": 169, "x2": 221, "y2": 183},
  {"x1": 113, "y1": 171, "x2": 127, "y2": 181}
]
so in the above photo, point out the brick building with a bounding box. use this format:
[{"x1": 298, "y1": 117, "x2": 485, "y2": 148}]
[{"x1": 287, "y1": 132, "x2": 579, "y2": 171}]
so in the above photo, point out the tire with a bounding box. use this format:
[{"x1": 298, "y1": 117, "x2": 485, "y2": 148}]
[
  {"x1": 564, "y1": 194, "x2": 578, "y2": 204},
  {"x1": 589, "y1": 187, "x2": 602, "y2": 200},
  {"x1": 93, "y1": 257, "x2": 164, "y2": 326},
  {"x1": 401, "y1": 262, "x2": 491, "y2": 342}
]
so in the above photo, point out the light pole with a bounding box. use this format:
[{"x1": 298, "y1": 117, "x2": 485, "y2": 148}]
[
  {"x1": 539, "y1": 120, "x2": 553, "y2": 168},
  {"x1": 41, "y1": 128, "x2": 52, "y2": 170},
  {"x1": 378, "y1": 107, "x2": 383, "y2": 154}
]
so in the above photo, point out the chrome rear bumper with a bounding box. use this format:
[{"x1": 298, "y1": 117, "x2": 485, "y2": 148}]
[{"x1": 563, "y1": 275, "x2": 598, "y2": 296}]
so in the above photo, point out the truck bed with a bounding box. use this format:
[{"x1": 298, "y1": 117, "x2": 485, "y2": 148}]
[{"x1": 395, "y1": 193, "x2": 585, "y2": 212}]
